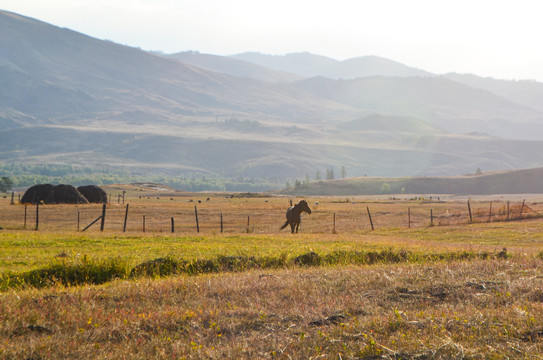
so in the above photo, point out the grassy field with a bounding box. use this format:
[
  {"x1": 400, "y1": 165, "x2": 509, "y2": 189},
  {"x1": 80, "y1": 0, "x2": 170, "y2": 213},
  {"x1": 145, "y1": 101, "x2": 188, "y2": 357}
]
[{"x1": 1, "y1": 187, "x2": 543, "y2": 358}]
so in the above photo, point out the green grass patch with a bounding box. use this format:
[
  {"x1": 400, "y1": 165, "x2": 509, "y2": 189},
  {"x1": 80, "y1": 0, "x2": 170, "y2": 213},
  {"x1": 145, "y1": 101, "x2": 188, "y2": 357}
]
[
  {"x1": 1, "y1": 248, "x2": 510, "y2": 291},
  {"x1": 0, "y1": 232, "x2": 388, "y2": 273},
  {"x1": 0, "y1": 222, "x2": 536, "y2": 291}
]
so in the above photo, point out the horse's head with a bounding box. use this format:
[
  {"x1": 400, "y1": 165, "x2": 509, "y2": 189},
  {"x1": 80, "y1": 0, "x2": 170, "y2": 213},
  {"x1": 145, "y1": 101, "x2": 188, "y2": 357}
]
[{"x1": 299, "y1": 200, "x2": 311, "y2": 214}]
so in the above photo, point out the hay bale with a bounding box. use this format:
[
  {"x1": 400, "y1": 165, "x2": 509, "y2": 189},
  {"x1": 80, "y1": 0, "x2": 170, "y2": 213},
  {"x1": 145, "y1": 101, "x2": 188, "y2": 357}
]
[
  {"x1": 77, "y1": 185, "x2": 107, "y2": 204},
  {"x1": 20, "y1": 184, "x2": 55, "y2": 204},
  {"x1": 45, "y1": 184, "x2": 89, "y2": 204}
]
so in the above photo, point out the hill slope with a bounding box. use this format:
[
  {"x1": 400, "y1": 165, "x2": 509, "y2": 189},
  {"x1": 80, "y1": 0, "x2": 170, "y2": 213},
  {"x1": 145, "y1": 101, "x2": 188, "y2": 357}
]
[
  {"x1": 293, "y1": 76, "x2": 543, "y2": 139},
  {"x1": 168, "y1": 51, "x2": 301, "y2": 83},
  {"x1": 230, "y1": 52, "x2": 432, "y2": 78},
  {"x1": 0, "y1": 10, "x2": 350, "y2": 129},
  {"x1": 444, "y1": 73, "x2": 543, "y2": 112},
  {"x1": 289, "y1": 167, "x2": 543, "y2": 195},
  {"x1": 3, "y1": 10, "x2": 543, "y2": 184}
]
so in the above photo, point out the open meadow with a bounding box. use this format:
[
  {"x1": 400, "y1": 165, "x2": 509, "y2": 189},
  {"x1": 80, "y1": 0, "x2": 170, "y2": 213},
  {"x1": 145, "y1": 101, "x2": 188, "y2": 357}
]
[{"x1": 1, "y1": 186, "x2": 543, "y2": 359}]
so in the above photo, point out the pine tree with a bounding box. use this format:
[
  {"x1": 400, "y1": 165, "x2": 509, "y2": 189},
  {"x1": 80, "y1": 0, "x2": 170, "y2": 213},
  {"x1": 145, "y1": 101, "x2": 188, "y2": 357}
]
[
  {"x1": 315, "y1": 170, "x2": 322, "y2": 181},
  {"x1": 304, "y1": 173, "x2": 310, "y2": 185}
]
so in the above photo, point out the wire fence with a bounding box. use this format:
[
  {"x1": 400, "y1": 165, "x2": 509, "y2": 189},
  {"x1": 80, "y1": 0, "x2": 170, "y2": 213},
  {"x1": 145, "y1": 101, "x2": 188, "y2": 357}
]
[{"x1": 0, "y1": 194, "x2": 541, "y2": 234}]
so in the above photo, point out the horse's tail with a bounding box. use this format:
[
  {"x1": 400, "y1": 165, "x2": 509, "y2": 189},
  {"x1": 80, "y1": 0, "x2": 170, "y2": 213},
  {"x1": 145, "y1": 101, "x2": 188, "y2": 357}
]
[{"x1": 280, "y1": 220, "x2": 289, "y2": 230}]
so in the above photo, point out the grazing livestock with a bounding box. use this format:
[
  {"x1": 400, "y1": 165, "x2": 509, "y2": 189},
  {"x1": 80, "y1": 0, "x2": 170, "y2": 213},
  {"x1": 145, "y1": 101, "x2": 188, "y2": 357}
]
[{"x1": 280, "y1": 200, "x2": 312, "y2": 234}]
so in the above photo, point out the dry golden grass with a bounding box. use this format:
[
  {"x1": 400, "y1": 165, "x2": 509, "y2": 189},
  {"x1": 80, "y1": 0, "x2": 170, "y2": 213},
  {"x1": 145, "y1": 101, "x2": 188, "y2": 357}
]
[
  {"x1": 1, "y1": 188, "x2": 543, "y2": 358},
  {"x1": 1, "y1": 188, "x2": 540, "y2": 234},
  {"x1": 1, "y1": 259, "x2": 543, "y2": 359}
]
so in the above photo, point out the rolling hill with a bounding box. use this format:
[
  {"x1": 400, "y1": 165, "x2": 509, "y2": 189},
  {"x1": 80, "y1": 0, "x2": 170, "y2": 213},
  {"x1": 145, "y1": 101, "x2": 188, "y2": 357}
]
[
  {"x1": 168, "y1": 51, "x2": 302, "y2": 83},
  {"x1": 0, "y1": 10, "x2": 350, "y2": 128},
  {"x1": 292, "y1": 76, "x2": 543, "y2": 138},
  {"x1": 286, "y1": 167, "x2": 543, "y2": 196},
  {"x1": 444, "y1": 73, "x2": 543, "y2": 112},
  {"x1": 3, "y1": 9, "x2": 543, "y2": 190},
  {"x1": 230, "y1": 52, "x2": 432, "y2": 78}
]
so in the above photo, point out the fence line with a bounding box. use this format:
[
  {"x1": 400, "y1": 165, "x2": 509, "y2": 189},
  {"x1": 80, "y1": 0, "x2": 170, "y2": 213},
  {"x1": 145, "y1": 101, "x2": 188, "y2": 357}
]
[{"x1": 0, "y1": 198, "x2": 540, "y2": 234}]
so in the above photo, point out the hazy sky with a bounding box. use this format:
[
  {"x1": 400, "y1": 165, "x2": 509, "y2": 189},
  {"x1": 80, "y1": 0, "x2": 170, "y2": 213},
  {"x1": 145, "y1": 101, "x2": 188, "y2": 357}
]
[{"x1": 3, "y1": 0, "x2": 543, "y2": 81}]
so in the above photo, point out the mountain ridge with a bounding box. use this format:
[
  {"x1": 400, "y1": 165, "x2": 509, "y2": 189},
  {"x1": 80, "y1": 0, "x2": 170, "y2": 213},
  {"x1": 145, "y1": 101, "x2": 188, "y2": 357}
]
[
  {"x1": 168, "y1": 51, "x2": 302, "y2": 83},
  {"x1": 0, "y1": 9, "x2": 353, "y2": 128},
  {"x1": 2, "y1": 9, "x2": 543, "y2": 185},
  {"x1": 230, "y1": 52, "x2": 433, "y2": 79}
]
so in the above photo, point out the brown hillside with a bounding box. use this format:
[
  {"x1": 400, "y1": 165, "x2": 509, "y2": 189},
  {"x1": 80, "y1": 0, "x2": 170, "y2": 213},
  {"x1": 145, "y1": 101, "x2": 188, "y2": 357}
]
[{"x1": 288, "y1": 168, "x2": 543, "y2": 195}]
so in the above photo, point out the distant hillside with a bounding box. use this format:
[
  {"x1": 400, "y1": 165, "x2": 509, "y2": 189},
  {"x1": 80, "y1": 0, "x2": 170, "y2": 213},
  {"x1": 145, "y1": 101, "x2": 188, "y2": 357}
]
[
  {"x1": 293, "y1": 76, "x2": 543, "y2": 139},
  {"x1": 168, "y1": 51, "x2": 301, "y2": 82},
  {"x1": 230, "y1": 52, "x2": 432, "y2": 79},
  {"x1": 229, "y1": 52, "x2": 337, "y2": 78},
  {"x1": 4, "y1": 9, "x2": 543, "y2": 183},
  {"x1": 340, "y1": 114, "x2": 442, "y2": 134},
  {"x1": 0, "y1": 10, "x2": 349, "y2": 129},
  {"x1": 286, "y1": 168, "x2": 543, "y2": 195},
  {"x1": 444, "y1": 73, "x2": 543, "y2": 112}
]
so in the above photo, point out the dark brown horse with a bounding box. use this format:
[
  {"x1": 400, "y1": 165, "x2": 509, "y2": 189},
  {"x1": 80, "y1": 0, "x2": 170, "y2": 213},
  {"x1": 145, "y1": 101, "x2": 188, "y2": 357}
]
[{"x1": 280, "y1": 200, "x2": 312, "y2": 233}]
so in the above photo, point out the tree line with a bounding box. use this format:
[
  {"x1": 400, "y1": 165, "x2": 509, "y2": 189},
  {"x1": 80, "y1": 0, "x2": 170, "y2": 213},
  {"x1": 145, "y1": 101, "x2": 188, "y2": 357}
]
[
  {"x1": 0, "y1": 164, "x2": 284, "y2": 192},
  {"x1": 286, "y1": 166, "x2": 347, "y2": 191}
]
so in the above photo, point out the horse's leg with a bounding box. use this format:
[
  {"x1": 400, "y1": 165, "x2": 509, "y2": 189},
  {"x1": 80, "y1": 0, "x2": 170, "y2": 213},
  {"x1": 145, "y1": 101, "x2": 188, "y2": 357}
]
[
  {"x1": 290, "y1": 222, "x2": 295, "y2": 234},
  {"x1": 295, "y1": 222, "x2": 300, "y2": 233}
]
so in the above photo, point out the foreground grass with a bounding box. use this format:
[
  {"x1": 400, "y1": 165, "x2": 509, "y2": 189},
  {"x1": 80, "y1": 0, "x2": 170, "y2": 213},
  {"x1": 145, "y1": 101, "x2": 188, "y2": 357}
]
[
  {"x1": 1, "y1": 246, "x2": 510, "y2": 291},
  {"x1": 3, "y1": 218, "x2": 543, "y2": 274},
  {"x1": 2, "y1": 218, "x2": 543, "y2": 358},
  {"x1": 0, "y1": 228, "x2": 522, "y2": 291},
  {"x1": 1, "y1": 259, "x2": 542, "y2": 359}
]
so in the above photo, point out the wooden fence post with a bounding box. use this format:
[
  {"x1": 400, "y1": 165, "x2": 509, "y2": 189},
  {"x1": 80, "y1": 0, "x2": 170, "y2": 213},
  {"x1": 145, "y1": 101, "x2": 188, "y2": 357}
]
[
  {"x1": 246, "y1": 216, "x2": 250, "y2": 233},
  {"x1": 171, "y1": 217, "x2": 175, "y2": 233},
  {"x1": 408, "y1": 207, "x2": 411, "y2": 228},
  {"x1": 100, "y1": 204, "x2": 106, "y2": 231},
  {"x1": 488, "y1": 202, "x2": 492, "y2": 222},
  {"x1": 333, "y1": 213, "x2": 336, "y2": 233},
  {"x1": 367, "y1": 206, "x2": 374, "y2": 231},
  {"x1": 123, "y1": 203, "x2": 129, "y2": 232},
  {"x1": 24, "y1": 204, "x2": 27, "y2": 229},
  {"x1": 220, "y1": 212, "x2": 223, "y2": 233},
  {"x1": 194, "y1": 205, "x2": 200, "y2": 233},
  {"x1": 430, "y1": 209, "x2": 434, "y2": 226},
  {"x1": 467, "y1": 201, "x2": 473, "y2": 223},
  {"x1": 143, "y1": 215, "x2": 146, "y2": 232},
  {"x1": 35, "y1": 203, "x2": 39, "y2": 231},
  {"x1": 10, "y1": 191, "x2": 14, "y2": 205},
  {"x1": 520, "y1": 199, "x2": 526, "y2": 219}
]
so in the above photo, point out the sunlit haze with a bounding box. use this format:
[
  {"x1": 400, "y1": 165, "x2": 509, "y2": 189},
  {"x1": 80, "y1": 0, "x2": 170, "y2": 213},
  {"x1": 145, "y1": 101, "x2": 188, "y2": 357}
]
[{"x1": 3, "y1": 0, "x2": 543, "y2": 80}]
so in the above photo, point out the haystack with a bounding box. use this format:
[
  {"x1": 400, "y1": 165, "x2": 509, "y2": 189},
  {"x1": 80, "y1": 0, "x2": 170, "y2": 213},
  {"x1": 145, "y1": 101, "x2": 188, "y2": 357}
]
[
  {"x1": 45, "y1": 184, "x2": 89, "y2": 204},
  {"x1": 20, "y1": 184, "x2": 55, "y2": 204},
  {"x1": 77, "y1": 185, "x2": 107, "y2": 204}
]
